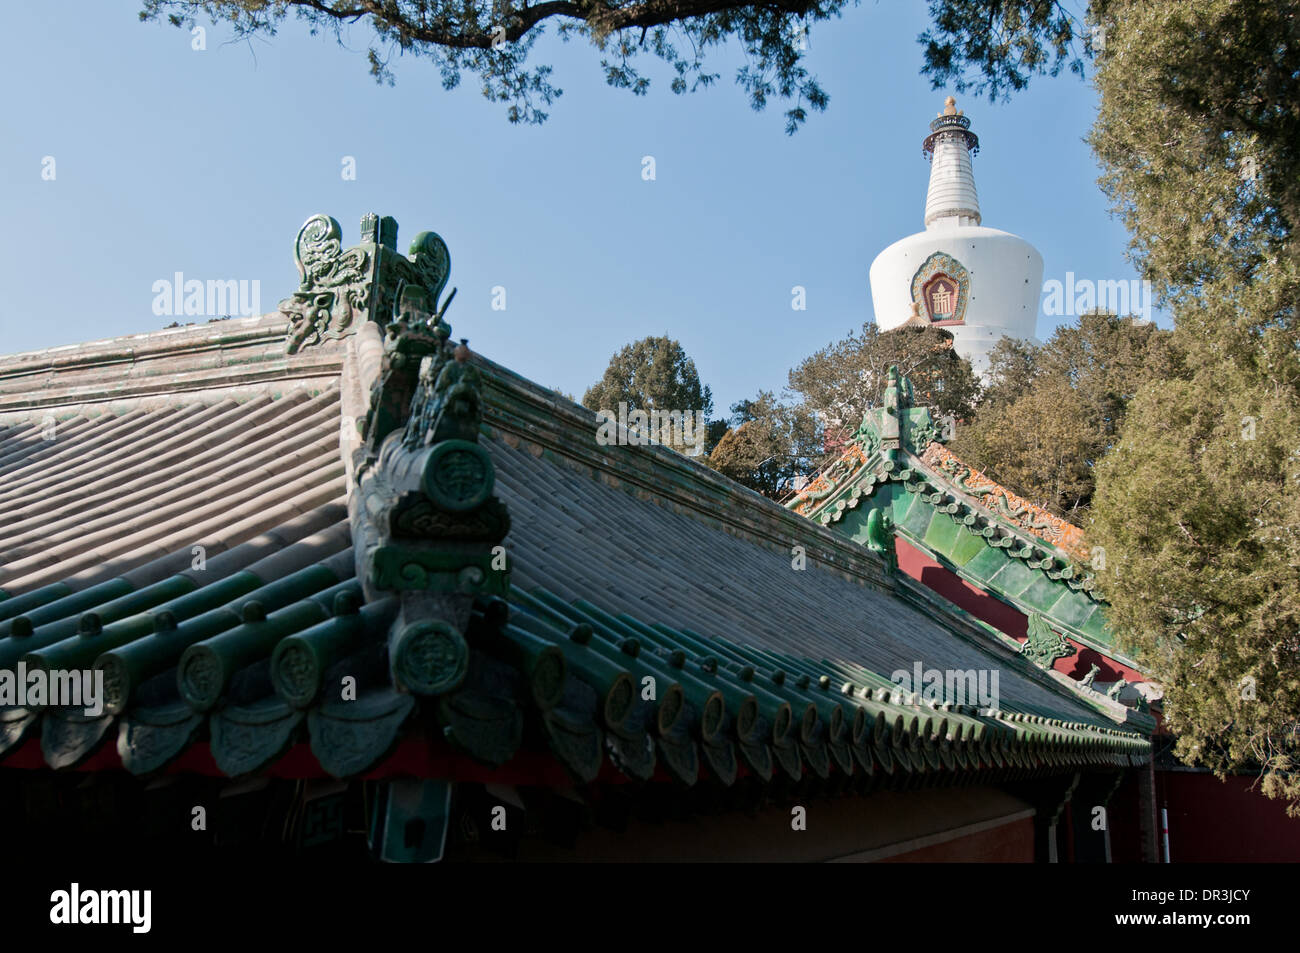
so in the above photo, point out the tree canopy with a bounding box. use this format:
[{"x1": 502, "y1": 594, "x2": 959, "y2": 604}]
[
  {"x1": 949, "y1": 312, "x2": 1180, "y2": 519},
  {"x1": 787, "y1": 322, "x2": 979, "y2": 455},
  {"x1": 1083, "y1": 0, "x2": 1300, "y2": 812},
  {"x1": 706, "y1": 390, "x2": 821, "y2": 498},
  {"x1": 583, "y1": 335, "x2": 713, "y2": 415},
  {"x1": 582, "y1": 335, "x2": 715, "y2": 453},
  {"x1": 139, "y1": 0, "x2": 1105, "y2": 130}
]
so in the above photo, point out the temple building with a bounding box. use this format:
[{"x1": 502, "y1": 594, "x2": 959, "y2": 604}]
[
  {"x1": 788, "y1": 386, "x2": 1300, "y2": 860},
  {"x1": 870, "y1": 97, "x2": 1043, "y2": 376},
  {"x1": 796, "y1": 129, "x2": 1300, "y2": 856},
  {"x1": 0, "y1": 213, "x2": 1152, "y2": 863}
]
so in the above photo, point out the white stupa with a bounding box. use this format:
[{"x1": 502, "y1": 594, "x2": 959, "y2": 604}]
[{"x1": 869, "y1": 97, "x2": 1043, "y2": 376}]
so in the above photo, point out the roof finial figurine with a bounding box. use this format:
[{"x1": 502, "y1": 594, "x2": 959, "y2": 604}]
[{"x1": 900, "y1": 300, "x2": 930, "y2": 329}]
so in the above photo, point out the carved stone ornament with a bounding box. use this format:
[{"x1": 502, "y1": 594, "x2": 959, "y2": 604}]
[
  {"x1": 358, "y1": 260, "x2": 510, "y2": 600},
  {"x1": 850, "y1": 366, "x2": 945, "y2": 460},
  {"x1": 864, "y1": 507, "x2": 899, "y2": 578},
  {"x1": 1020, "y1": 612, "x2": 1075, "y2": 668},
  {"x1": 279, "y1": 213, "x2": 453, "y2": 354},
  {"x1": 391, "y1": 619, "x2": 470, "y2": 695},
  {"x1": 422, "y1": 440, "x2": 494, "y2": 511}
]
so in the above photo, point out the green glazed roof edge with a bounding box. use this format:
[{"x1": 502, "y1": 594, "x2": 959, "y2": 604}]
[{"x1": 790, "y1": 445, "x2": 1139, "y2": 668}]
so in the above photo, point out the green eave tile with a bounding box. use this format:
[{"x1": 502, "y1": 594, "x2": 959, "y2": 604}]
[
  {"x1": 900, "y1": 496, "x2": 935, "y2": 538},
  {"x1": 982, "y1": 558, "x2": 1037, "y2": 598},
  {"x1": 1018, "y1": 574, "x2": 1063, "y2": 613},
  {"x1": 960, "y1": 544, "x2": 1007, "y2": 582},
  {"x1": 886, "y1": 483, "x2": 914, "y2": 523},
  {"x1": 1048, "y1": 590, "x2": 1099, "y2": 631},
  {"x1": 1080, "y1": 605, "x2": 1113, "y2": 644},
  {"x1": 922, "y1": 511, "x2": 960, "y2": 555},
  {"x1": 839, "y1": 507, "x2": 873, "y2": 545},
  {"x1": 947, "y1": 526, "x2": 986, "y2": 567}
]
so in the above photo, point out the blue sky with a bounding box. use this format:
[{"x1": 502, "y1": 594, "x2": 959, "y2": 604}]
[{"x1": 1, "y1": 1, "x2": 1152, "y2": 412}]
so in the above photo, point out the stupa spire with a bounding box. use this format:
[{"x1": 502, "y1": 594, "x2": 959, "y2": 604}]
[
  {"x1": 870, "y1": 95, "x2": 1043, "y2": 377},
  {"x1": 922, "y1": 96, "x2": 981, "y2": 228}
]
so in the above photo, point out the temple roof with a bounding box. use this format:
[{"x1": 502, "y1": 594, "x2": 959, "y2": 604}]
[
  {"x1": 0, "y1": 215, "x2": 1149, "y2": 790},
  {"x1": 787, "y1": 367, "x2": 1138, "y2": 674}
]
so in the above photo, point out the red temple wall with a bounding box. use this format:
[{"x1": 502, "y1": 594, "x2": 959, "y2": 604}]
[
  {"x1": 881, "y1": 815, "x2": 1034, "y2": 862},
  {"x1": 1157, "y1": 771, "x2": 1300, "y2": 862}
]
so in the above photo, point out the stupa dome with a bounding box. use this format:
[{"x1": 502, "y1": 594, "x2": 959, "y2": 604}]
[{"x1": 869, "y1": 97, "x2": 1043, "y2": 376}]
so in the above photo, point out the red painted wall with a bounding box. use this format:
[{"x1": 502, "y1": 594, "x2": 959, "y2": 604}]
[
  {"x1": 882, "y1": 816, "x2": 1034, "y2": 862},
  {"x1": 1104, "y1": 767, "x2": 1300, "y2": 862},
  {"x1": 897, "y1": 537, "x2": 1028, "y2": 638},
  {"x1": 1159, "y1": 772, "x2": 1300, "y2": 862}
]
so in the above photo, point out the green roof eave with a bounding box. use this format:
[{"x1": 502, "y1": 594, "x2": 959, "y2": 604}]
[
  {"x1": 793, "y1": 445, "x2": 1143, "y2": 669},
  {"x1": 892, "y1": 574, "x2": 1155, "y2": 733}
]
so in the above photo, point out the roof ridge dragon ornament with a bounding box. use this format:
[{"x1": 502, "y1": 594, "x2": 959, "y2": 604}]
[{"x1": 279, "y1": 213, "x2": 451, "y2": 353}]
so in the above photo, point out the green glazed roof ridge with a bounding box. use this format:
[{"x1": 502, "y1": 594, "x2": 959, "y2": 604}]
[
  {"x1": 0, "y1": 363, "x2": 343, "y2": 417},
  {"x1": 808, "y1": 445, "x2": 1089, "y2": 581},
  {"x1": 905, "y1": 450, "x2": 1093, "y2": 574},
  {"x1": 0, "y1": 313, "x2": 290, "y2": 372},
  {"x1": 789, "y1": 443, "x2": 1136, "y2": 668},
  {"x1": 895, "y1": 525, "x2": 1138, "y2": 669},
  {"x1": 786, "y1": 445, "x2": 882, "y2": 517},
  {"x1": 789, "y1": 409, "x2": 1103, "y2": 598},
  {"x1": 0, "y1": 314, "x2": 341, "y2": 416},
  {"x1": 777, "y1": 445, "x2": 1143, "y2": 717}
]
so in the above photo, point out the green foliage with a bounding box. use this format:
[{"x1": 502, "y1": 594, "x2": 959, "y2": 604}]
[
  {"x1": 137, "y1": 0, "x2": 1121, "y2": 131},
  {"x1": 583, "y1": 335, "x2": 713, "y2": 417},
  {"x1": 919, "y1": 0, "x2": 1087, "y2": 100},
  {"x1": 1082, "y1": 0, "x2": 1300, "y2": 810},
  {"x1": 952, "y1": 377, "x2": 1102, "y2": 519},
  {"x1": 138, "y1": 0, "x2": 843, "y2": 131},
  {"x1": 1090, "y1": 365, "x2": 1300, "y2": 808},
  {"x1": 977, "y1": 336, "x2": 1039, "y2": 408},
  {"x1": 951, "y1": 312, "x2": 1180, "y2": 518},
  {"x1": 1088, "y1": 0, "x2": 1300, "y2": 307},
  {"x1": 787, "y1": 323, "x2": 980, "y2": 453},
  {"x1": 582, "y1": 335, "x2": 714, "y2": 453},
  {"x1": 706, "y1": 391, "x2": 821, "y2": 498}
]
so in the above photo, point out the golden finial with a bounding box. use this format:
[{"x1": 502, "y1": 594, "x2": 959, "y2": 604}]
[{"x1": 943, "y1": 96, "x2": 957, "y2": 116}]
